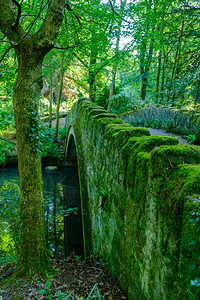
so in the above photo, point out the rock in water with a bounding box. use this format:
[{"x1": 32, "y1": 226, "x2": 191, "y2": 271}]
[{"x1": 45, "y1": 166, "x2": 58, "y2": 172}]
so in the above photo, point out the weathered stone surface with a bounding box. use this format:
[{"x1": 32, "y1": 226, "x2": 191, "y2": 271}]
[
  {"x1": 120, "y1": 105, "x2": 200, "y2": 143},
  {"x1": 65, "y1": 100, "x2": 200, "y2": 299}
]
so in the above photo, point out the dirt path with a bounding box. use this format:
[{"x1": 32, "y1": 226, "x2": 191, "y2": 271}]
[
  {"x1": 52, "y1": 117, "x2": 66, "y2": 129},
  {"x1": 147, "y1": 127, "x2": 189, "y2": 145}
]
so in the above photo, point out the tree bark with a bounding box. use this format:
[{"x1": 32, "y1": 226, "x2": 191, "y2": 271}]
[
  {"x1": 13, "y1": 38, "x2": 48, "y2": 275},
  {"x1": 0, "y1": 0, "x2": 66, "y2": 277}
]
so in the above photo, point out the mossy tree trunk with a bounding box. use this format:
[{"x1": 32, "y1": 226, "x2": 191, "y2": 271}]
[
  {"x1": 0, "y1": 0, "x2": 65, "y2": 277},
  {"x1": 13, "y1": 38, "x2": 48, "y2": 275}
]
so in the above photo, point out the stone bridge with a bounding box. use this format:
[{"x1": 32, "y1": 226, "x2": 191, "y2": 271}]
[{"x1": 65, "y1": 99, "x2": 200, "y2": 299}]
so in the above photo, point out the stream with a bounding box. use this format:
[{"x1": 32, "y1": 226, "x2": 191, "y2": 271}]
[{"x1": 0, "y1": 165, "x2": 84, "y2": 258}]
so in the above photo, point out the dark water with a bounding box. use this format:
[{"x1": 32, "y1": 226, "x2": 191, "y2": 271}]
[{"x1": 0, "y1": 166, "x2": 84, "y2": 257}]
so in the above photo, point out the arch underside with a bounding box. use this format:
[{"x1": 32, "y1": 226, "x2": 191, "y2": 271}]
[{"x1": 65, "y1": 125, "x2": 92, "y2": 259}]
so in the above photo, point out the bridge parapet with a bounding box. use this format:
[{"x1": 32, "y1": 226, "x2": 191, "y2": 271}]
[
  {"x1": 65, "y1": 99, "x2": 200, "y2": 299},
  {"x1": 120, "y1": 105, "x2": 200, "y2": 144}
]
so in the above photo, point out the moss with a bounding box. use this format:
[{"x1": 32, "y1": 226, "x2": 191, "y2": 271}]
[
  {"x1": 130, "y1": 152, "x2": 150, "y2": 250},
  {"x1": 125, "y1": 136, "x2": 179, "y2": 190},
  {"x1": 97, "y1": 117, "x2": 124, "y2": 127},
  {"x1": 88, "y1": 108, "x2": 107, "y2": 118},
  {"x1": 150, "y1": 144, "x2": 200, "y2": 177},
  {"x1": 156, "y1": 164, "x2": 200, "y2": 297},
  {"x1": 104, "y1": 125, "x2": 150, "y2": 149},
  {"x1": 120, "y1": 105, "x2": 200, "y2": 145},
  {"x1": 113, "y1": 128, "x2": 149, "y2": 143},
  {"x1": 66, "y1": 99, "x2": 200, "y2": 299},
  {"x1": 106, "y1": 123, "x2": 134, "y2": 132},
  {"x1": 90, "y1": 113, "x2": 117, "y2": 122}
]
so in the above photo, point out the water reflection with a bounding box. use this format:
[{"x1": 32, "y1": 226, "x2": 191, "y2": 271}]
[{"x1": 0, "y1": 166, "x2": 84, "y2": 258}]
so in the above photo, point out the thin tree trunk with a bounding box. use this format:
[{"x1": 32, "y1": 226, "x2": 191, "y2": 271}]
[
  {"x1": 140, "y1": 38, "x2": 154, "y2": 100},
  {"x1": 88, "y1": 33, "x2": 97, "y2": 103},
  {"x1": 49, "y1": 62, "x2": 53, "y2": 129},
  {"x1": 160, "y1": 51, "x2": 166, "y2": 103},
  {"x1": 155, "y1": 3, "x2": 166, "y2": 102},
  {"x1": 89, "y1": 62, "x2": 96, "y2": 102},
  {"x1": 155, "y1": 50, "x2": 162, "y2": 102},
  {"x1": 55, "y1": 53, "x2": 65, "y2": 140},
  {"x1": 168, "y1": 18, "x2": 185, "y2": 103},
  {"x1": 108, "y1": 0, "x2": 126, "y2": 103}
]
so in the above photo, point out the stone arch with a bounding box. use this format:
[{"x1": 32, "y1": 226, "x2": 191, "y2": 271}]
[
  {"x1": 65, "y1": 126, "x2": 78, "y2": 167},
  {"x1": 65, "y1": 125, "x2": 92, "y2": 258}
]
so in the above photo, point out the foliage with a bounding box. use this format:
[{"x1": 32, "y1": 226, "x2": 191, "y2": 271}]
[
  {"x1": 0, "y1": 140, "x2": 15, "y2": 165},
  {"x1": 183, "y1": 134, "x2": 196, "y2": 145},
  {"x1": 0, "y1": 96, "x2": 15, "y2": 131},
  {"x1": 0, "y1": 180, "x2": 20, "y2": 259},
  {"x1": 95, "y1": 85, "x2": 109, "y2": 109},
  {"x1": 39, "y1": 125, "x2": 64, "y2": 160},
  {"x1": 38, "y1": 273, "x2": 54, "y2": 300},
  {"x1": 109, "y1": 92, "x2": 139, "y2": 114},
  {"x1": 58, "y1": 126, "x2": 67, "y2": 140}
]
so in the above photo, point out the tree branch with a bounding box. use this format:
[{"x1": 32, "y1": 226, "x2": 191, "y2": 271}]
[
  {"x1": 0, "y1": 0, "x2": 24, "y2": 44},
  {"x1": 108, "y1": 0, "x2": 130, "y2": 24},
  {"x1": 53, "y1": 44, "x2": 78, "y2": 50},
  {"x1": 36, "y1": 0, "x2": 66, "y2": 51},
  {"x1": 0, "y1": 39, "x2": 14, "y2": 45},
  {"x1": 11, "y1": 0, "x2": 21, "y2": 29},
  {"x1": 11, "y1": 0, "x2": 48, "y2": 46},
  {"x1": 71, "y1": 51, "x2": 89, "y2": 69},
  {"x1": 0, "y1": 46, "x2": 13, "y2": 63},
  {"x1": 65, "y1": 1, "x2": 82, "y2": 27}
]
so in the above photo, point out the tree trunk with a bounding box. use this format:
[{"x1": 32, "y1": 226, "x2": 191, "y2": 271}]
[
  {"x1": 13, "y1": 39, "x2": 49, "y2": 276},
  {"x1": 49, "y1": 62, "x2": 53, "y2": 129},
  {"x1": 155, "y1": 50, "x2": 162, "y2": 102},
  {"x1": 140, "y1": 38, "x2": 154, "y2": 101},
  {"x1": 55, "y1": 53, "x2": 65, "y2": 140},
  {"x1": 155, "y1": 3, "x2": 166, "y2": 102},
  {"x1": 0, "y1": 0, "x2": 66, "y2": 278},
  {"x1": 168, "y1": 18, "x2": 185, "y2": 103},
  {"x1": 88, "y1": 17, "x2": 98, "y2": 103},
  {"x1": 160, "y1": 51, "x2": 166, "y2": 103},
  {"x1": 89, "y1": 66, "x2": 96, "y2": 103},
  {"x1": 108, "y1": 0, "x2": 126, "y2": 104}
]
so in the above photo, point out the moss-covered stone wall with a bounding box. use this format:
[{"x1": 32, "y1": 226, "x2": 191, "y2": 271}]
[
  {"x1": 65, "y1": 99, "x2": 200, "y2": 299},
  {"x1": 119, "y1": 105, "x2": 200, "y2": 144}
]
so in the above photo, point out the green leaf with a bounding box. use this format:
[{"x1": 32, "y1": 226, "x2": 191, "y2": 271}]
[{"x1": 38, "y1": 289, "x2": 47, "y2": 294}]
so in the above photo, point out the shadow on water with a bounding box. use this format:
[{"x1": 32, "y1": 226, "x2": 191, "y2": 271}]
[{"x1": 0, "y1": 165, "x2": 84, "y2": 258}]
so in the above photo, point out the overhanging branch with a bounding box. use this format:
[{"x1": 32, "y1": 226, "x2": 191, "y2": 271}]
[
  {"x1": 0, "y1": 46, "x2": 13, "y2": 63},
  {"x1": 11, "y1": 0, "x2": 21, "y2": 29}
]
